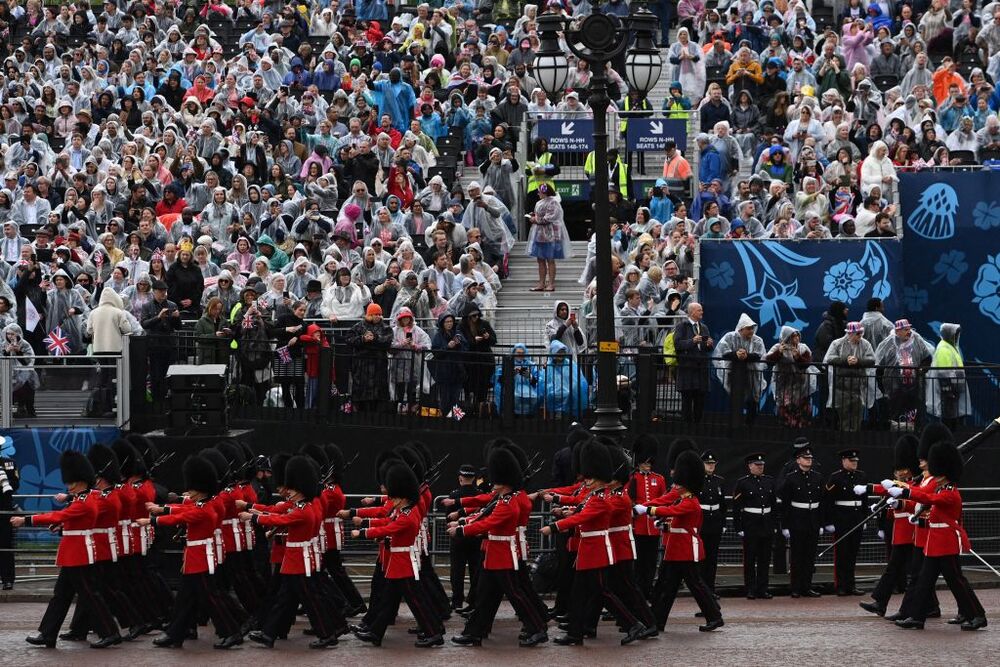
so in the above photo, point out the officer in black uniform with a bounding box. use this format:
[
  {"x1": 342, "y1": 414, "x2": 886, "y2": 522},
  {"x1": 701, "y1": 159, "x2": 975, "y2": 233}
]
[
  {"x1": 773, "y1": 437, "x2": 821, "y2": 574},
  {"x1": 698, "y1": 450, "x2": 726, "y2": 596},
  {"x1": 779, "y1": 444, "x2": 825, "y2": 597},
  {"x1": 732, "y1": 453, "x2": 776, "y2": 599},
  {"x1": 824, "y1": 448, "x2": 867, "y2": 596},
  {"x1": 0, "y1": 445, "x2": 19, "y2": 590},
  {"x1": 445, "y1": 464, "x2": 484, "y2": 612}
]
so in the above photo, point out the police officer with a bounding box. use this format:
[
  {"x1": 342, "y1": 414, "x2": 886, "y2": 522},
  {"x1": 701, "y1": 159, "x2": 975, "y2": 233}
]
[
  {"x1": 698, "y1": 450, "x2": 726, "y2": 596},
  {"x1": 446, "y1": 464, "x2": 484, "y2": 613},
  {"x1": 773, "y1": 437, "x2": 819, "y2": 574},
  {"x1": 0, "y1": 441, "x2": 19, "y2": 590},
  {"x1": 732, "y1": 453, "x2": 776, "y2": 599},
  {"x1": 824, "y1": 448, "x2": 867, "y2": 596},
  {"x1": 779, "y1": 444, "x2": 825, "y2": 598}
]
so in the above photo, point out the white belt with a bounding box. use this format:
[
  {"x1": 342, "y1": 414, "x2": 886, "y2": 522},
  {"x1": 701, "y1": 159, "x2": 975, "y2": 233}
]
[
  {"x1": 186, "y1": 537, "x2": 217, "y2": 574},
  {"x1": 668, "y1": 527, "x2": 700, "y2": 562},
  {"x1": 609, "y1": 524, "x2": 637, "y2": 560},
  {"x1": 119, "y1": 519, "x2": 131, "y2": 556},
  {"x1": 834, "y1": 500, "x2": 863, "y2": 507},
  {"x1": 223, "y1": 518, "x2": 243, "y2": 552},
  {"x1": 928, "y1": 522, "x2": 964, "y2": 551},
  {"x1": 244, "y1": 517, "x2": 255, "y2": 549},
  {"x1": 700, "y1": 504, "x2": 720, "y2": 511},
  {"x1": 63, "y1": 529, "x2": 96, "y2": 565},
  {"x1": 324, "y1": 517, "x2": 343, "y2": 550},
  {"x1": 389, "y1": 546, "x2": 420, "y2": 580},
  {"x1": 894, "y1": 512, "x2": 912, "y2": 519},
  {"x1": 743, "y1": 507, "x2": 772, "y2": 514},
  {"x1": 419, "y1": 520, "x2": 429, "y2": 556},
  {"x1": 579, "y1": 530, "x2": 614, "y2": 565},
  {"x1": 286, "y1": 540, "x2": 315, "y2": 576},
  {"x1": 213, "y1": 528, "x2": 225, "y2": 563},
  {"x1": 318, "y1": 521, "x2": 328, "y2": 553},
  {"x1": 487, "y1": 534, "x2": 520, "y2": 570},
  {"x1": 97, "y1": 527, "x2": 119, "y2": 563},
  {"x1": 517, "y1": 525, "x2": 528, "y2": 560},
  {"x1": 790, "y1": 502, "x2": 821, "y2": 510}
]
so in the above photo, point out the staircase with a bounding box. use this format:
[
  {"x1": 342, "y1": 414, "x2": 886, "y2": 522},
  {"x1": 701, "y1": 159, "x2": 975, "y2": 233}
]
[{"x1": 493, "y1": 240, "x2": 591, "y2": 350}]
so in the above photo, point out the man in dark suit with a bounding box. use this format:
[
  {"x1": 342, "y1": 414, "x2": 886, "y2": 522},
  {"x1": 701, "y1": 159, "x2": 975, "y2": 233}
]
[{"x1": 672, "y1": 302, "x2": 714, "y2": 424}]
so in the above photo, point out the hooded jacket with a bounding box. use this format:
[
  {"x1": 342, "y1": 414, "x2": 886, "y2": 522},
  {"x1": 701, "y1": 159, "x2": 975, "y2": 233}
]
[
  {"x1": 545, "y1": 301, "x2": 586, "y2": 359},
  {"x1": 713, "y1": 313, "x2": 767, "y2": 397},
  {"x1": 2, "y1": 323, "x2": 39, "y2": 390},
  {"x1": 542, "y1": 339, "x2": 589, "y2": 417},
  {"x1": 86, "y1": 287, "x2": 132, "y2": 353}
]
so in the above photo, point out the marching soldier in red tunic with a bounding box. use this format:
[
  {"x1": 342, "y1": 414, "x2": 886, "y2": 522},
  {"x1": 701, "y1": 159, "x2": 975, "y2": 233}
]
[
  {"x1": 627, "y1": 434, "x2": 666, "y2": 596},
  {"x1": 646, "y1": 449, "x2": 724, "y2": 632},
  {"x1": 887, "y1": 440, "x2": 987, "y2": 631},
  {"x1": 322, "y1": 443, "x2": 367, "y2": 615},
  {"x1": 142, "y1": 455, "x2": 247, "y2": 649},
  {"x1": 246, "y1": 455, "x2": 345, "y2": 648},
  {"x1": 15, "y1": 451, "x2": 122, "y2": 649},
  {"x1": 351, "y1": 462, "x2": 446, "y2": 648}
]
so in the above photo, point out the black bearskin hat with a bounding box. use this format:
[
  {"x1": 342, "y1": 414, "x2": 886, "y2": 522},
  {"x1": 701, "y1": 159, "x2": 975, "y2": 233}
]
[
  {"x1": 566, "y1": 424, "x2": 591, "y2": 449},
  {"x1": 375, "y1": 449, "x2": 402, "y2": 486},
  {"x1": 270, "y1": 452, "x2": 292, "y2": 489},
  {"x1": 672, "y1": 450, "x2": 705, "y2": 494},
  {"x1": 200, "y1": 448, "x2": 229, "y2": 485},
  {"x1": 893, "y1": 435, "x2": 920, "y2": 475},
  {"x1": 395, "y1": 445, "x2": 426, "y2": 481},
  {"x1": 126, "y1": 433, "x2": 158, "y2": 472},
  {"x1": 324, "y1": 444, "x2": 345, "y2": 484},
  {"x1": 666, "y1": 438, "x2": 698, "y2": 473},
  {"x1": 111, "y1": 439, "x2": 144, "y2": 479},
  {"x1": 488, "y1": 447, "x2": 523, "y2": 489},
  {"x1": 927, "y1": 442, "x2": 963, "y2": 483},
  {"x1": 580, "y1": 440, "x2": 613, "y2": 482},
  {"x1": 607, "y1": 445, "x2": 632, "y2": 485},
  {"x1": 183, "y1": 455, "x2": 219, "y2": 496},
  {"x1": 631, "y1": 434, "x2": 659, "y2": 465},
  {"x1": 482, "y1": 437, "x2": 514, "y2": 465},
  {"x1": 61, "y1": 450, "x2": 95, "y2": 486},
  {"x1": 284, "y1": 455, "x2": 320, "y2": 501},
  {"x1": 217, "y1": 441, "x2": 245, "y2": 476},
  {"x1": 919, "y1": 422, "x2": 953, "y2": 461},
  {"x1": 299, "y1": 443, "x2": 329, "y2": 471},
  {"x1": 498, "y1": 440, "x2": 530, "y2": 474},
  {"x1": 88, "y1": 444, "x2": 122, "y2": 485},
  {"x1": 384, "y1": 462, "x2": 420, "y2": 504},
  {"x1": 408, "y1": 440, "x2": 433, "y2": 471}
]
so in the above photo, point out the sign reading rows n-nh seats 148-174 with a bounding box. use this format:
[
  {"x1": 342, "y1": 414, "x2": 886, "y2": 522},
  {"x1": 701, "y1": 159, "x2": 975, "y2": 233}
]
[
  {"x1": 625, "y1": 118, "x2": 687, "y2": 151},
  {"x1": 537, "y1": 119, "x2": 595, "y2": 152}
]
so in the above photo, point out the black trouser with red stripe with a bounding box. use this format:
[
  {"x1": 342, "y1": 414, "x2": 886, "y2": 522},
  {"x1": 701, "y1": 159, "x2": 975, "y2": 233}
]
[
  {"x1": 700, "y1": 520, "x2": 724, "y2": 593},
  {"x1": 418, "y1": 552, "x2": 451, "y2": 619},
  {"x1": 262, "y1": 573, "x2": 343, "y2": 640},
  {"x1": 871, "y1": 543, "x2": 913, "y2": 609},
  {"x1": 552, "y1": 537, "x2": 575, "y2": 615},
  {"x1": 633, "y1": 535, "x2": 660, "y2": 597},
  {"x1": 361, "y1": 565, "x2": 386, "y2": 627},
  {"x1": 566, "y1": 567, "x2": 639, "y2": 638},
  {"x1": 324, "y1": 549, "x2": 366, "y2": 610},
  {"x1": 448, "y1": 536, "x2": 481, "y2": 608},
  {"x1": 217, "y1": 552, "x2": 262, "y2": 617},
  {"x1": 69, "y1": 559, "x2": 141, "y2": 632},
  {"x1": 607, "y1": 560, "x2": 656, "y2": 628},
  {"x1": 37, "y1": 565, "x2": 119, "y2": 641},
  {"x1": 367, "y1": 576, "x2": 444, "y2": 640},
  {"x1": 789, "y1": 528, "x2": 819, "y2": 594},
  {"x1": 164, "y1": 572, "x2": 246, "y2": 643},
  {"x1": 833, "y1": 519, "x2": 864, "y2": 594},
  {"x1": 517, "y1": 560, "x2": 550, "y2": 625},
  {"x1": 119, "y1": 554, "x2": 171, "y2": 623},
  {"x1": 652, "y1": 560, "x2": 722, "y2": 629},
  {"x1": 897, "y1": 546, "x2": 940, "y2": 617},
  {"x1": 463, "y1": 568, "x2": 548, "y2": 639},
  {"x1": 908, "y1": 554, "x2": 985, "y2": 622}
]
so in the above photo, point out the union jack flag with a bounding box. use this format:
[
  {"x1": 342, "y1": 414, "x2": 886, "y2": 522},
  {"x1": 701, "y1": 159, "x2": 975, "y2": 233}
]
[
  {"x1": 242, "y1": 311, "x2": 256, "y2": 329},
  {"x1": 44, "y1": 326, "x2": 71, "y2": 356},
  {"x1": 449, "y1": 405, "x2": 465, "y2": 421},
  {"x1": 276, "y1": 346, "x2": 291, "y2": 364}
]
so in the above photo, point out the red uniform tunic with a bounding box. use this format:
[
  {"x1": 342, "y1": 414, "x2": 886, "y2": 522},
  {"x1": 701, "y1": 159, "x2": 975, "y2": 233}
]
[
  {"x1": 910, "y1": 473, "x2": 936, "y2": 549},
  {"x1": 650, "y1": 495, "x2": 705, "y2": 562},
  {"x1": 130, "y1": 479, "x2": 157, "y2": 555},
  {"x1": 514, "y1": 490, "x2": 532, "y2": 561},
  {"x1": 28, "y1": 491, "x2": 99, "y2": 566},
  {"x1": 554, "y1": 488, "x2": 614, "y2": 570},
  {"x1": 905, "y1": 483, "x2": 971, "y2": 557},
  {"x1": 551, "y1": 482, "x2": 588, "y2": 552},
  {"x1": 872, "y1": 483, "x2": 917, "y2": 546},
  {"x1": 216, "y1": 487, "x2": 245, "y2": 553},
  {"x1": 92, "y1": 488, "x2": 123, "y2": 562},
  {"x1": 155, "y1": 500, "x2": 220, "y2": 574},
  {"x1": 364, "y1": 504, "x2": 422, "y2": 579},
  {"x1": 237, "y1": 482, "x2": 258, "y2": 549},
  {"x1": 646, "y1": 485, "x2": 682, "y2": 547},
  {"x1": 253, "y1": 500, "x2": 291, "y2": 564},
  {"x1": 461, "y1": 493, "x2": 521, "y2": 570},
  {"x1": 114, "y1": 483, "x2": 136, "y2": 556},
  {"x1": 628, "y1": 470, "x2": 667, "y2": 537},
  {"x1": 321, "y1": 484, "x2": 347, "y2": 552},
  {"x1": 605, "y1": 487, "x2": 637, "y2": 563},
  {"x1": 256, "y1": 501, "x2": 322, "y2": 575}
]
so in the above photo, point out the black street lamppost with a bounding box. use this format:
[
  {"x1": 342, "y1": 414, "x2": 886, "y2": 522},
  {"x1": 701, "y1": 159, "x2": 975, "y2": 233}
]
[{"x1": 533, "y1": 3, "x2": 662, "y2": 433}]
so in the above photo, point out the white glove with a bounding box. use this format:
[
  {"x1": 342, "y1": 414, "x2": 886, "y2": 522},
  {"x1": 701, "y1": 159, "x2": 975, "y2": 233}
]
[
  {"x1": 869, "y1": 502, "x2": 881, "y2": 513},
  {"x1": 781, "y1": 529, "x2": 790, "y2": 539},
  {"x1": 877, "y1": 530, "x2": 885, "y2": 540},
  {"x1": 722, "y1": 527, "x2": 726, "y2": 534},
  {"x1": 819, "y1": 527, "x2": 825, "y2": 535},
  {"x1": 887, "y1": 486, "x2": 904, "y2": 498},
  {"x1": 908, "y1": 514, "x2": 920, "y2": 525},
  {"x1": 737, "y1": 531, "x2": 744, "y2": 538},
  {"x1": 880, "y1": 479, "x2": 895, "y2": 492},
  {"x1": 634, "y1": 504, "x2": 648, "y2": 515},
  {"x1": 824, "y1": 525, "x2": 835, "y2": 534},
  {"x1": 886, "y1": 497, "x2": 899, "y2": 509},
  {"x1": 853, "y1": 484, "x2": 868, "y2": 496}
]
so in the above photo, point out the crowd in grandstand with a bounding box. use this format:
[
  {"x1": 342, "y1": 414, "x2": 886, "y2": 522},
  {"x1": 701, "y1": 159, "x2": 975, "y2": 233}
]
[{"x1": 0, "y1": 0, "x2": 984, "y2": 419}]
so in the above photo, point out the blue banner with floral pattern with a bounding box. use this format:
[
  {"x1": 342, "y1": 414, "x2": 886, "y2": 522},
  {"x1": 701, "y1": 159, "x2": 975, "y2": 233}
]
[
  {"x1": 698, "y1": 239, "x2": 903, "y2": 344},
  {"x1": 899, "y1": 171, "x2": 1000, "y2": 368},
  {"x1": 0, "y1": 427, "x2": 120, "y2": 512}
]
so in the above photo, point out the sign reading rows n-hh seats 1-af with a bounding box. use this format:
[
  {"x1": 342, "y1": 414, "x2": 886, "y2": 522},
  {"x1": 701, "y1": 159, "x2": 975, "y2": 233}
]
[
  {"x1": 625, "y1": 118, "x2": 687, "y2": 151},
  {"x1": 537, "y1": 119, "x2": 595, "y2": 152}
]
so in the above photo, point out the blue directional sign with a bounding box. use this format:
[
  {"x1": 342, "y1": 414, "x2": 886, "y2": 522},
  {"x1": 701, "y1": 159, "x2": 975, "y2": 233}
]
[
  {"x1": 537, "y1": 119, "x2": 595, "y2": 152},
  {"x1": 625, "y1": 118, "x2": 687, "y2": 152}
]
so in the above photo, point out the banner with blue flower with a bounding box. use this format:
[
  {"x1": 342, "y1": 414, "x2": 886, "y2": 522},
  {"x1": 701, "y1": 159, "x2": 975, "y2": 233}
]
[
  {"x1": 900, "y1": 172, "x2": 1000, "y2": 367},
  {"x1": 698, "y1": 239, "x2": 903, "y2": 342}
]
